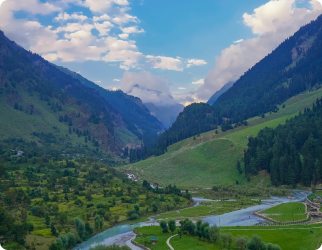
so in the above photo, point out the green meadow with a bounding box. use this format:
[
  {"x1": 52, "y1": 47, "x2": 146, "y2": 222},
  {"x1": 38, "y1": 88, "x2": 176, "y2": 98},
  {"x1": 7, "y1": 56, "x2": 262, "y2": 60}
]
[
  {"x1": 122, "y1": 89, "x2": 322, "y2": 188},
  {"x1": 134, "y1": 224, "x2": 322, "y2": 250},
  {"x1": 259, "y1": 202, "x2": 307, "y2": 222}
]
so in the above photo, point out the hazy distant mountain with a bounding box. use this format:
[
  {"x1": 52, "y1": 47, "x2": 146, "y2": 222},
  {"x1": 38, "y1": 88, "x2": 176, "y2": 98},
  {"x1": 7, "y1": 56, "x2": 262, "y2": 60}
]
[
  {"x1": 207, "y1": 81, "x2": 234, "y2": 105},
  {"x1": 145, "y1": 103, "x2": 184, "y2": 129}
]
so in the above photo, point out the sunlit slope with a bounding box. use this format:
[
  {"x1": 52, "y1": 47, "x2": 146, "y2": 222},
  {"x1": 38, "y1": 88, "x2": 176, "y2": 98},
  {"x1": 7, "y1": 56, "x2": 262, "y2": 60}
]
[{"x1": 121, "y1": 89, "x2": 322, "y2": 188}]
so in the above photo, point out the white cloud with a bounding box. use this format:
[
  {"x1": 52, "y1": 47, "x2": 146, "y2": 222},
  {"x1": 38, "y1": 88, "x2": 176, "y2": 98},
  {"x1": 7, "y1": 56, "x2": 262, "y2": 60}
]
[
  {"x1": 310, "y1": 0, "x2": 322, "y2": 10},
  {"x1": 82, "y1": 0, "x2": 129, "y2": 14},
  {"x1": 0, "y1": 0, "x2": 6, "y2": 6},
  {"x1": 121, "y1": 26, "x2": 145, "y2": 34},
  {"x1": 118, "y1": 33, "x2": 129, "y2": 39},
  {"x1": 186, "y1": 59, "x2": 207, "y2": 68},
  {"x1": 192, "y1": 79, "x2": 204, "y2": 85},
  {"x1": 93, "y1": 14, "x2": 111, "y2": 22},
  {"x1": 119, "y1": 71, "x2": 178, "y2": 106},
  {"x1": 104, "y1": 86, "x2": 119, "y2": 91},
  {"x1": 233, "y1": 39, "x2": 243, "y2": 43},
  {"x1": 178, "y1": 87, "x2": 186, "y2": 90},
  {"x1": 196, "y1": 0, "x2": 322, "y2": 101},
  {"x1": 112, "y1": 8, "x2": 139, "y2": 26},
  {"x1": 146, "y1": 55, "x2": 183, "y2": 71},
  {"x1": 113, "y1": 79, "x2": 120, "y2": 81},
  {"x1": 243, "y1": 0, "x2": 296, "y2": 35},
  {"x1": 94, "y1": 80, "x2": 101, "y2": 83},
  {"x1": 54, "y1": 12, "x2": 88, "y2": 22},
  {"x1": 94, "y1": 21, "x2": 114, "y2": 36}
]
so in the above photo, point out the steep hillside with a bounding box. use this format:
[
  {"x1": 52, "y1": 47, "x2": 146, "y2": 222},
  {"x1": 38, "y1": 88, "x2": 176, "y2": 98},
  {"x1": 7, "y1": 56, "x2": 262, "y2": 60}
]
[
  {"x1": 57, "y1": 66, "x2": 164, "y2": 138},
  {"x1": 156, "y1": 15, "x2": 322, "y2": 154},
  {"x1": 0, "y1": 30, "x2": 147, "y2": 162},
  {"x1": 121, "y1": 89, "x2": 322, "y2": 188}
]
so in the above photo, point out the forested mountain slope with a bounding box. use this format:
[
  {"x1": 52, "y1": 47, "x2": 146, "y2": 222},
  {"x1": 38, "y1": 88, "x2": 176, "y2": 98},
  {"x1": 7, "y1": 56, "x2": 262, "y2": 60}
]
[
  {"x1": 155, "y1": 14, "x2": 322, "y2": 154},
  {"x1": 57, "y1": 66, "x2": 164, "y2": 138},
  {"x1": 244, "y1": 97, "x2": 322, "y2": 187},
  {"x1": 0, "y1": 30, "x2": 156, "y2": 161}
]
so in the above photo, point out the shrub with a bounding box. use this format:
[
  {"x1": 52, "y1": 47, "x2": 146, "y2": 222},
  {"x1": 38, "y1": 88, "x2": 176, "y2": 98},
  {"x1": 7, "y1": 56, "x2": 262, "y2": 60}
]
[{"x1": 31, "y1": 206, "x2": 45, "y2": 217}]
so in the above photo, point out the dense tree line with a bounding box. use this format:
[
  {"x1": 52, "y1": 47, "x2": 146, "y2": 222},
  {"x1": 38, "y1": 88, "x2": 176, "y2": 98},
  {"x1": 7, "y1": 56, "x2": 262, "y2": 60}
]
[
  {"x1": 154, "y1": 15, "x2": 322, "y2": 155},
  {"x1": 244, "y1": 97, "x2": 322, "y2": 187}
]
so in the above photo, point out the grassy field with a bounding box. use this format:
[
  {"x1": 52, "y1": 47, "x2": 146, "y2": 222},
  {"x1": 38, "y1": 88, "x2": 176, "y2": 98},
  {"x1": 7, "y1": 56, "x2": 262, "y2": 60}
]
[
  {"x1": 259, "y1": 202, "x2": 307, "y2": 222},
  {"x1": 121, "y1": 88, "x2": 322, "y2": 188},
  {"x1": 134, "y1": 224, "x2": 322, "y2": 250},
  {"x1": 153, "y1": 199, "x2": 260, "y2": 220}
]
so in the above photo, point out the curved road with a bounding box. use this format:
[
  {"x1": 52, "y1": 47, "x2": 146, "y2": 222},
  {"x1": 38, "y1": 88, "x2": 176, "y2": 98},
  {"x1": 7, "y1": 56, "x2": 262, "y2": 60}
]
[{"x1": 166, "y1": 234, "x2": 178, "y2": 250}]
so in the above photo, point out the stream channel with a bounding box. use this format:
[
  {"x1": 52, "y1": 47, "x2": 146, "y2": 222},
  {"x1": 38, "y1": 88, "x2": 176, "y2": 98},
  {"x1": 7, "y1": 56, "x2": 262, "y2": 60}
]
[{"x1": 72, "y1": 190, "x2": 310, "y2": 250}]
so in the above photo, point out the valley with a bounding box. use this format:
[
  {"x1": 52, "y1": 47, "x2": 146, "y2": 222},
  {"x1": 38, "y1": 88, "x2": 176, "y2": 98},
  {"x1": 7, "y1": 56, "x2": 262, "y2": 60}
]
[
  {"x1": 2, "y1": 2, "x2": 322, "y2": 250},
  {"x1": 122, "y1": 88, "x2": 322, "y2": 188}
]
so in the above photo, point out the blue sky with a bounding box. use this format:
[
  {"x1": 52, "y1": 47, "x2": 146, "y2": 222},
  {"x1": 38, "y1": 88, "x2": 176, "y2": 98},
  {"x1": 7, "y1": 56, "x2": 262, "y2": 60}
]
[{"x1": 0, "y1": 0, "x2": 321, "y2": 106}]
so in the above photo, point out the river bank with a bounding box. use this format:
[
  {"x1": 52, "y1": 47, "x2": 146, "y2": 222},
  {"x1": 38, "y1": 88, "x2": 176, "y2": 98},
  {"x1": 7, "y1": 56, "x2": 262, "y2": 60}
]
[{"x1": 73, "y1": 191, "x2": 311, "y2": 250}]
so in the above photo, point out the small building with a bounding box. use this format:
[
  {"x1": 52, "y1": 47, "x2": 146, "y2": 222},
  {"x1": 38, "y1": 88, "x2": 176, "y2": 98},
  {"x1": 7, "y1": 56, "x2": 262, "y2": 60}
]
[
  {"x1": 17, "y1": 151, "x2": 24, "y2": 156},
  {"x1": 149, "y1": 236, "x2": 158, "y2": 245}
]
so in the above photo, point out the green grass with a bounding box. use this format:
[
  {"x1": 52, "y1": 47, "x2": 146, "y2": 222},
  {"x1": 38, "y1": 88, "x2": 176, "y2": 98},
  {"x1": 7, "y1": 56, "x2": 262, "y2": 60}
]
[
  {"x1": 122, "y1": 88, "x2": 322, "y2": 188},
  {"x1": 153, "y1": 200, "x2": 260, "y2": 220},
  {"x1": 31, "y1": 229, "x2": 55, "y2": 238},
  {"x1": 135, "y1": 225, "x2": 322, "y2": 250},
  {"x1": 259, "y1": 202, "x2": 307, "y2": 222}
]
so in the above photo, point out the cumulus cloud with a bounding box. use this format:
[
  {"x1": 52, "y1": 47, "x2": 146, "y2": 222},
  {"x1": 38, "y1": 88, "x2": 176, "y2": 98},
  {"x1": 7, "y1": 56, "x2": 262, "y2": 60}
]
[
  {"x1": 93, "y1": 14, "x2": 111, "y2": 22},
  {"x1": 93, "y1": 21, "x2": 114, "y2": 36},
  {"x1": 121, "y1": 26, "x2": 145, "y2": 34},
  {"x1": 54, "y1": 12, "x2": 88, "y2": 22},
  {"x1": 196, "y1": 0, "x2": 322, "y2": 101},
  {"x1": 82, "y1": 0, "x2": 129, "y2": 14},
  {"x1": 178, "y1": 87, "x2": 186, "y2": 90},
  {"x1": 192, "y1": 79, "x2": 204, "y2": 84},
  {"x1": 118, "y1": 33, "x2": 129, "y2": 39},
  {"x1": 112, "y1": 8, "x2": 139, "y2": 26},
  {"x1": 119, "y1": 71, "x2": 178, "y2": 106},
  {"x1": 186, "y1": 59, "x2": 207, "y2": 68},
  {"x1": 146, "y1": 55, "x2": 183, "y2": 71}
]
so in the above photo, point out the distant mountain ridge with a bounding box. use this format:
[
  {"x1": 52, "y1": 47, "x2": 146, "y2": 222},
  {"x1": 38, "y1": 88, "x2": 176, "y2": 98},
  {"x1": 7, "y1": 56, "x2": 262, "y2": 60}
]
[
  {"x1": 155, "y1": 14, "x2": 322, "y2": 155},
  {"x1": 119, "y1": 83, "x2": 184, "y2": 129},
  {"x1": 144, "y1": 102, "x2": 184, "y2": 129},
  {"x1": 207, "y1": 81, "x2": 234, "y2": 105}
]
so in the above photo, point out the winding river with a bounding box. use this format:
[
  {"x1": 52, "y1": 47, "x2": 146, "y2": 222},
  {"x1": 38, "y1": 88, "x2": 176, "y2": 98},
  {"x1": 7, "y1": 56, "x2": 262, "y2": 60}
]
[{"x1": 72, "y1": 191, "x2": 310, "y2": 250}]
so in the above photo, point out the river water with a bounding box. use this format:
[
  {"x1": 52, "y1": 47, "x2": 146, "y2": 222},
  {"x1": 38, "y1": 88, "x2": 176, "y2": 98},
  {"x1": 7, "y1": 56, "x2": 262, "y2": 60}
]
[{"x1": 72, "y1": 191, "x2": 310, "y2": 250}]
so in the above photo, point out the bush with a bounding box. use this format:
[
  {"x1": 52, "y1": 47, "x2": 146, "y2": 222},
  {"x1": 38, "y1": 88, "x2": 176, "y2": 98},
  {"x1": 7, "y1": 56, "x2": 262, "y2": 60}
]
[
  {"x1": 31, "y1": 206, "x2": 45, "y2": 217},
  {"x1": 160, "y1": 220, "x2": 168, "y2": 233},
  {"x1": 74, "y1": 218, "x2": 86, "y2": 240},
  {"x1": 74, "y1": 199, "x2": 83, "y2": 206}
]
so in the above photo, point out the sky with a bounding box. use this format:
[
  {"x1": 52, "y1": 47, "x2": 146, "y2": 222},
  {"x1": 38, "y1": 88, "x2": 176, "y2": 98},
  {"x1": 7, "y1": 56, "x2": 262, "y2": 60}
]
[{"x1": 0, "y1": 0, "x2": 322, "y2": 106}]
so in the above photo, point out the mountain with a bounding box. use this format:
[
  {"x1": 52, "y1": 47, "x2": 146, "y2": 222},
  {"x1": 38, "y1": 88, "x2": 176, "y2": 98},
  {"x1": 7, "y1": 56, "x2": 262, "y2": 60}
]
[
  {"x1": 0, "y1": 30, "x2": 161, "y2": 162},
  {"x1": 244, "y1": 97, "x2": 322, "y2": 187},
  {"x1": 57, "y1": 67, "x2": 164, "y2": 138},
  {"x1": 122, "y1": 88, "x2": 322, "y2": 187},
  {"x1": 207, "y1": 81, "x2": 234, "y2": 105},
  {"x1": 144, "y1": 102, "x2": 184, "y2": 128},
  {"x1": 155, "y1": 14, "x2": 322, "y2": 154}
]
